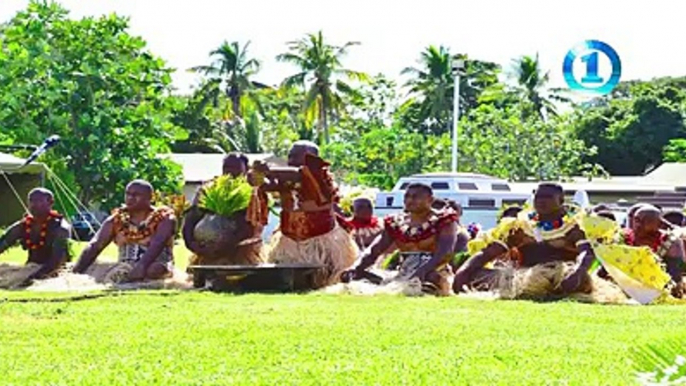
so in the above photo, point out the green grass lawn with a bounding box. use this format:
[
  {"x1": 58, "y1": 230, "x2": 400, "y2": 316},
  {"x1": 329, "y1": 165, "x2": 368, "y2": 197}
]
[{"x1": 1, "y1": 245, "x2": 685, "y2": 385}]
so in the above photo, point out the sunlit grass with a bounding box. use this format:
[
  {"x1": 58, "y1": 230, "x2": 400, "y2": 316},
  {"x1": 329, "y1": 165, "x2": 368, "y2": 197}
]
[{"x1": 2, "y1": 244, "x2": 685, "y2": 384}]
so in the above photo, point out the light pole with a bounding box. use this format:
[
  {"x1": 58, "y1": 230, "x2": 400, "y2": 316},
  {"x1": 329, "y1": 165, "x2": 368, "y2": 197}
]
[{"x1": 451, "y1": 59, "x2": 465, "y2": 173}]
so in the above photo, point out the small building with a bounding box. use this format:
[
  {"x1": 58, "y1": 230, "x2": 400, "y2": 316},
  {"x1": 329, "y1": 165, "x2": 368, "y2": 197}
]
[
  {"x1": 162, "y1": 153, "x2": 287, "y2": 201},
  {"x1": 0, "y1": 153, "x2": 46, "y2": 226}
]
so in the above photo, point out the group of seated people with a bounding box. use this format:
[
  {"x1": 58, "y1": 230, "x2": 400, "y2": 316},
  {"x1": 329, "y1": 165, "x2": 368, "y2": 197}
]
[{"x1": 0, "y1": 142, "x2": 684, "y2": 303}]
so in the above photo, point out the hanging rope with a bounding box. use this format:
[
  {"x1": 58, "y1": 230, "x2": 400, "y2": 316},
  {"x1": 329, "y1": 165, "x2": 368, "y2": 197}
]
[
  {"x1": 45, "y1": 166, "x2": 102, "y2": 227},
  {"x1": 47, "y1": 173, "x2": 97, "y2": 237}
]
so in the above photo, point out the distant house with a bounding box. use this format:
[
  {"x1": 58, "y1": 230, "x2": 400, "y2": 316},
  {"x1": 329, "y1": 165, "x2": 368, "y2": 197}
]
[
  {"x1": 0, "y1": 153, "x2": 46, "y2": 226},
  {"x1": 162, "y1": 153, "x2": 287, "y2": 201}
]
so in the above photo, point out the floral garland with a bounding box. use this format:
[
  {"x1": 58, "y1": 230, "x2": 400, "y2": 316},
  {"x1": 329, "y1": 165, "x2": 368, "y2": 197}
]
[
  {"x1": 384, "y1": 209, "x2": 458, "y2": 243},
  {"x1": 113, "y1": 206, "x2": 173, "y2": 242},
  {"x1": 528, "y1": 211, "x2": 574, "y2": 231},
  {"x1": 24, "y1": 210, "x2": 62, "y2": 250},
  {"x1": 621, "y1": 229, "x2": 667, "y2": 253}
]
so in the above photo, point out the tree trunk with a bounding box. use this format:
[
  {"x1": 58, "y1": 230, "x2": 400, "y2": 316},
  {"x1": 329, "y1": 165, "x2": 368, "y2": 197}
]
[
  {"x1": 319, "y1": 101, "x2": 328, "y2": 145},
  {"x1": 232, "y1": 94, "x2": 241, "y2": 118}
]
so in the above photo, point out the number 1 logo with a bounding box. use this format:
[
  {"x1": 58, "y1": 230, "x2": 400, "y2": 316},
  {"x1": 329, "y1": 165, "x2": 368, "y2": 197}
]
[{"x1": 563, "y1": 40, "x2": 621, "y2": 95}]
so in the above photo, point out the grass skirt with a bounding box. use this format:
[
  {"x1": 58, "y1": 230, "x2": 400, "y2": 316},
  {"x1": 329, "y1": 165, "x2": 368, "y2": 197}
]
[
  {"x1": 1, "y1": 262, "x2": 191, "y2": 292},
  {"x1": 323, "y1": 269, "x2": 426, "y2": 296},
  {"x1": 478, "y1": 262, "x2": 629, "y2": 304},
  {"x1": 0, "y1": 263, "x2": 43, "y2": 289},
  {"x1": 266, "y1": 224, "x2": 358, "y2": 288}
]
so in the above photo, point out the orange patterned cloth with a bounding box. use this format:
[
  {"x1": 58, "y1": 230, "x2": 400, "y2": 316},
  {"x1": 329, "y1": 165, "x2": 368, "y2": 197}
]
[{"x1": 111, "y1": 206, "x2": 175, "y2": 265}]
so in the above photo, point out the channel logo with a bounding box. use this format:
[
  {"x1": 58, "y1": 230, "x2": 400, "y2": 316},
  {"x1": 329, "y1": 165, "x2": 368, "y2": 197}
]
[{"x1": 563, "y1": 40, "x2": 621, "y2": 95}]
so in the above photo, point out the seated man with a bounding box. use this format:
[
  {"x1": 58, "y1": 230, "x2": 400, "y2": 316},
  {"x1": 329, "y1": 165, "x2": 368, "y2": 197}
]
[
  {"x1": 341, "y1": 183, "x2": 459, "y2": 295},
  {"x1": 182, "y1": 152, "x2": 262, "y2": 265},
  {"x1": 248, "y1": 141, "x2": 358, "y2": 288},
  {"x1": 73, "y1": 180, "x2": 176, "y2": 282},
  {"x1": 0, "y1": 188, "x2": 70, "y2": 287},
  {"x1": 346, "y1": 197, "x2": 384, "y2": 251},
  {"x1": 453, "y1": 183, "x2": 596, "y2": 298},
  {"x1": 617, "y1": 206, "x2": 685, "y2": 298}
]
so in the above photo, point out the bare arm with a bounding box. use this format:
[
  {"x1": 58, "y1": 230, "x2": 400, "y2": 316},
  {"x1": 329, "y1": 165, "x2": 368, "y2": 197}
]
[
  {"x1": 454, "y1": 229, "x2": 470, "y2": 254},
  {"x1": 352, "y1": 230, "x2": 396, "y2": 272},
  {"x1": 138, "y1": 215, "x2": 176, "y2": 268},
  {"x1": 30, "y1": 222, "x2": 70, "y2": 279},
  {"x1": 73, "y1": 217, "x2": 114, "y2": 273},
  {"x1": 0, "y1": 222, "x2": 23, "y2": 255},
  {"x1": 664, "y1": 238, "x2": 685, "y2": 284},
  {"x1": 453, "y1": 239, "x2": 509, "y2": 291},
  {"x1": 413, "y1": 222, "x2": 458, "y2": 278},
  {"x1": 567, "y1": 226, "x2": 596, "y2": 272}
]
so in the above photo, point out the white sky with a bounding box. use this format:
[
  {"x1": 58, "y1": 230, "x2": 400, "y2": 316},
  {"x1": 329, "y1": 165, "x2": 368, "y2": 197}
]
[{"x1": 2, "y1": 0, "x2": 685, "y2": 96}]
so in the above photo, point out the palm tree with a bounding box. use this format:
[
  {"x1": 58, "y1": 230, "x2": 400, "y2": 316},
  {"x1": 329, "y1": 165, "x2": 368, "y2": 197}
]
[
  {"x1": 401, "y1": 46, "x2": 500, "y2": 134},
  {"x1": 510, "y1": 54, "x2": 570, "y2": 120},
  {"x1": 191, "y1": 41, "x2": 261, "y2": 118},
  {"x1": 276, "y1": 31, "x2": 368, "y2": 144},
  {"x1": 402, "y1": 46, "x2": 453, "y2": 133}
]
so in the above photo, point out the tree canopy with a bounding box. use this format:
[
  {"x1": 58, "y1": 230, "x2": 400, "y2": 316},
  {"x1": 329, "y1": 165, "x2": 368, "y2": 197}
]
[{"x1": 2, "y1": 0, "x2": 685, "y2": 211}]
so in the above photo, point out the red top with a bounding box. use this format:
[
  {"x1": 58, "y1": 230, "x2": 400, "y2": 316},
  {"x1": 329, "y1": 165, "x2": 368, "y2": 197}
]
[{"x1": 384, "y1": 210, "x2": 458, "y2": 244}]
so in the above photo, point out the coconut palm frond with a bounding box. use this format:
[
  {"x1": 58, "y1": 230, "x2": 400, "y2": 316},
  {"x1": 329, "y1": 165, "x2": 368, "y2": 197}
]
[
  {"x1": 633, "y1": 340, "x2": 686, "y2": 385},
  {"x1": 199, "y1": 175, "x2": 253, "y2": 218}
]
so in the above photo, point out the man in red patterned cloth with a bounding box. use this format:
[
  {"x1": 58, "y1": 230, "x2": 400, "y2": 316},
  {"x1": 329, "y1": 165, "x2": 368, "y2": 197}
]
[
  {"x1": 248, "y1": 141, "x2": 358, "y2": 288},
  {"x1": 341, "y1": 183, "x2": 459, "y2": 295},
  {"x1": 0, "y1": 188, "x2": 71, "y2": 287}
]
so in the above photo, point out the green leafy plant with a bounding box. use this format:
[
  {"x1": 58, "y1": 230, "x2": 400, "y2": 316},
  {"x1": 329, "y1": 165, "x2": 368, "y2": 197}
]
[
  {"x1": 199, "y1": 175, "x2": 253, "y2": 218},
  {"x1": 633, "y1": 340, "x2": 686, "y2": 385}
]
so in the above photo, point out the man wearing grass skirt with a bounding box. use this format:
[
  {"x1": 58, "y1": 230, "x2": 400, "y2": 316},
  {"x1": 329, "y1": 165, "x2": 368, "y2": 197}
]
[
  {"x1": 453, "y1": 183, "x2": 605, "y2": 299},
  {"x1": 0, "y1": 188, "x2": 71, "y2": 288},
  {"x1": 73, "y1": 180, "x2": 176, "y2": 282},
  {"x1": 247, "y1": 141, "x2": 358, "y2": 288},
  {"x1": 605, "y1": 205, "x2": 686, "y2": 300},
  {"x1": 182, "y1": 152, "x2": 263, "y2": 266},
  {"x1": 341, "y1": 183, "x2": 460, "y2": 295}
]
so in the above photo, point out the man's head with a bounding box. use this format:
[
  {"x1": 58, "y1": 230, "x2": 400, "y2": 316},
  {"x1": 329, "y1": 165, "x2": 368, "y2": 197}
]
[
  {"x1": 288, "y1": 140, "x2": 319, "y2": 167},
  {"x1": 223, "y1": 152, "x2": 249, "y2": 178},
  {"x1": 627, "y1": 203, "x2": 648, "y2": 228},
  {"x1": 501, "y1": 206, "x2": 523, "y2": 220},
  {"x1": 404, "y1": 183, "x2": 433, "y2": 214},
  {"x1": 663, "y1": 210, "x2": 685, "y2": 227},
  {"x1": 632, "y1": 205, "x2": 662, "y2": 235},
  {"x1": 125, "y1": 180, "x2": 154, "y2": 212},
  {"x1": 353, "y1": 197, "x2": 374, "y2": 221},
  {"x1": 27, "y1": 188, "x2": 54, "y2": 218},
  {"x1": 533, "y1": 183, "x2": 564, "y2": 215}
]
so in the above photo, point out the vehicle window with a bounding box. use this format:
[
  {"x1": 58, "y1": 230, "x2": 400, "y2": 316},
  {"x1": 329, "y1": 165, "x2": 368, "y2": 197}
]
[
  {"x1": 431, "y1": 182, "x2": 450, "y2": 190},
  {"x1": 458, "y1": 183, "x2": 478, "y2": 190},
  {"x1": 491, "y1": 183, "x2": 511, "y2": 191},
  {"x1": 469, "y1": 199, "x2": 496, "y2": 207}
]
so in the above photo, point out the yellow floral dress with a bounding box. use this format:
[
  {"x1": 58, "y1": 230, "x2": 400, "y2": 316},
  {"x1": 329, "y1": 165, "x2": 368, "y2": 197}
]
[{"x1": 468, "y1": 209, "x2": 681, "y2": 304}]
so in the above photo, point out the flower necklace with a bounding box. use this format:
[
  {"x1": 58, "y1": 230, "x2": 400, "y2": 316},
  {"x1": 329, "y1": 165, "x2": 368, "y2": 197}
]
[
  {"x1": 528, "y1": 212, "x2": 571, "y2": 231},
  {"x1": 24, "y1": 211, "x2": 61, "y2": 250},
  {"x1": 115, "y1": 207, "x2": 166, "y2": 242},
  {"x1": 623, "y1": 229, "x2": 665, "y2": 253}
]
